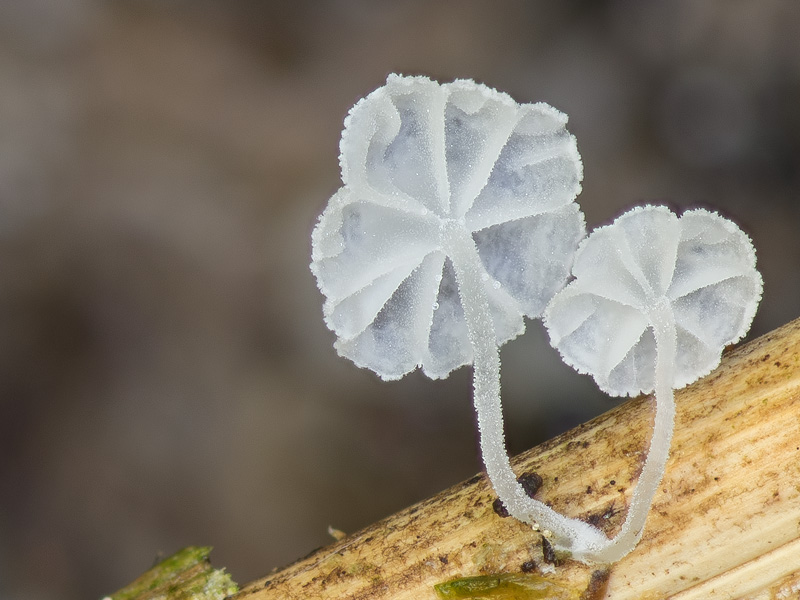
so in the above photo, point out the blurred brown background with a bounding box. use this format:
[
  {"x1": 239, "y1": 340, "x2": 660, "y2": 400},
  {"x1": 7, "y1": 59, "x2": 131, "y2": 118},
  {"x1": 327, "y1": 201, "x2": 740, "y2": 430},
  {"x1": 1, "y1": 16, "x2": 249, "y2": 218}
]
[{"x1": 1, "y1": 1, "x2": 799, "y2": 598}]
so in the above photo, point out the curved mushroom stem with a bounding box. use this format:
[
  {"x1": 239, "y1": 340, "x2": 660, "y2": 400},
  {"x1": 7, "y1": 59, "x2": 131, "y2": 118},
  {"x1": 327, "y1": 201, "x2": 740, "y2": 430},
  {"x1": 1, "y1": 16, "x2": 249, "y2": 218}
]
[
  {"x1": 448, "y1": 221, "x2": 678, "y2": 564},
  {"x1": 580, "y1": 302, "x2": 677, "y2": 563},
  {"x1": 446, "y1": 224, "x2": 609, "y2": 556}
]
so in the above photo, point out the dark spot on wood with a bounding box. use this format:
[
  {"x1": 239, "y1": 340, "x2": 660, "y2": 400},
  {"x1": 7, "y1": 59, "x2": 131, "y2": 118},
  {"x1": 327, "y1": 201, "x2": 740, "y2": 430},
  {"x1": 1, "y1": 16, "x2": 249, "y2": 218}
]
[
  {"x1": 518, "y1": 472, "x2": 544, "y2": 498},
  {"x1": 521, "y1": 560, "x2": 536, "y2": 573},
  {"x1": 586, "y1": 486, "x2": 593, "y2": 494},
  {"x1": 492, "y1": 498, "x2": 510, "y2": 518},
  {"x1": 775, "y1": 361, "x2": 782, "y2": 367},
  {"x1": 609, "y1": 480, "x2": 616, "y2": 485},
  {"x1": 263, "y1": 580, "x2": 272, "y2": 589},
  {"x1": 587, "y1": 501, "x2": 621, "y2": 527},
  {"x1": 587, "y1": 513, "x2": 601, "y2": 527},
  {"x1": 541, "y1": 536, "x2": 558, "y2": 565},
  {"x1": 566, "y1": 440, "x2": 591, "y2": 451},
  {"x1": 464, "y1": 474, "x2": 483, "y2": 486},
  {"x1": 580, "y1": 568, "x2": 611, "y2": 600},
  {"x1": 439, "y1": 555, "x2": 448, "y2": 565}
]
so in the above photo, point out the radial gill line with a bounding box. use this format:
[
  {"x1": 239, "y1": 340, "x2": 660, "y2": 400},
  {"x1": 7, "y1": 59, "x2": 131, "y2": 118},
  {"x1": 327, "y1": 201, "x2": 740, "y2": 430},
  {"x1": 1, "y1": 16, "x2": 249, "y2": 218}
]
[{"x1": 452, "y1": 106, "x2": 521, "y2": 221}]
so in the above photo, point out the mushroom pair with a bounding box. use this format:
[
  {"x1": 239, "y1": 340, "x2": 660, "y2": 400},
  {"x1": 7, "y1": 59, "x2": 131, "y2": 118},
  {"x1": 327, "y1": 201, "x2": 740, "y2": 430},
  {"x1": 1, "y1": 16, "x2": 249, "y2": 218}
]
[{"x1": 310, "y1": 75, "x2": 762, "y2": 563}]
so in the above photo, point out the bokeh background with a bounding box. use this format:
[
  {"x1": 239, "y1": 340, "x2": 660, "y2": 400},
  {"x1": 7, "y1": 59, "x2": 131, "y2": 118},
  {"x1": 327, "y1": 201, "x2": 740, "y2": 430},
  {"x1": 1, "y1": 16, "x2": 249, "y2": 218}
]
[{"x1": 1, "y1": 1, "x2": 799, "y2": 598}]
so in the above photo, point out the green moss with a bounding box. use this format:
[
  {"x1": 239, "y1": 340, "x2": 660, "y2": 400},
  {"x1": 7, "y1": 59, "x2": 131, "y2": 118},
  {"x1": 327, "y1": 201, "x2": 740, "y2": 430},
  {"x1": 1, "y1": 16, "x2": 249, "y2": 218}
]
[{"x1": 103, "y1": 546, "x2": 238, "y2": 600}]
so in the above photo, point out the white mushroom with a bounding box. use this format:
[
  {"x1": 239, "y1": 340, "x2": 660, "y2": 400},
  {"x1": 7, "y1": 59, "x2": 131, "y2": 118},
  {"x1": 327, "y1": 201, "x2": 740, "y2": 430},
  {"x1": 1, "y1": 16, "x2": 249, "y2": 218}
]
[
  {"x1": 311, "y1": 74, "x2": 599, "y2": 547},
  {"x1": 544, "y1": 205, "x2": 763, "y2": 562}
]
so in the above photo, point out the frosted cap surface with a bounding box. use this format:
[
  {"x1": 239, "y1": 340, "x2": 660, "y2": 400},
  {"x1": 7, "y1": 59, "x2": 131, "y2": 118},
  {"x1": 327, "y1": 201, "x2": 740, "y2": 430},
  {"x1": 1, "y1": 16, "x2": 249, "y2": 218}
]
[
  {"x1": 311, "y1": 74, "x2": 585, "y2": 380},
  {"x1": 544, "y1": 205, "x2": 763, "y2": 396}
]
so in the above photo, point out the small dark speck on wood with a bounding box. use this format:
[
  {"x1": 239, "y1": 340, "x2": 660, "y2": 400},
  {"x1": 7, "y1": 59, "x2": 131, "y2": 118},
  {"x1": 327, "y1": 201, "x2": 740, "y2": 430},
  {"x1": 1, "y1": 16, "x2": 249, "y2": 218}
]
[
  {"x1": 521, "y1": 560, "x2": 536, "y2": 573},
  {"x1": 518, "y1": 472, "x2": 544, "y2": 498},
  {"x1": 580, "y1": 569, "x2": 611, "y2": 600},
  {"x1": 492, "y1": 498, "x2": 510, "y2": 518},
  {"x1": 541, "y1": 536, "x2": 557, "y2": 565}
]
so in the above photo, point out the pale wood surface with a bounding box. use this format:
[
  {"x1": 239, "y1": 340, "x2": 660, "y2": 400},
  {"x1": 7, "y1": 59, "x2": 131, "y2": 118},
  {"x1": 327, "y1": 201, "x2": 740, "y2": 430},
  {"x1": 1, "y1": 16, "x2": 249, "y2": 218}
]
[{"x1": 234, "y1": 317, "x2": 800, "y2": 600}]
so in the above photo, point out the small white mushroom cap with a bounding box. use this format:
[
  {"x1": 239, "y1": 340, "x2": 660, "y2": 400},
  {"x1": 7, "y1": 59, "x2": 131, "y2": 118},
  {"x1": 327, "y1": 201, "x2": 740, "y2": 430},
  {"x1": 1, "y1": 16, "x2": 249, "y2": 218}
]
[
  {"x1": 311, "y1": 74, "x2": 585, "y2": 381},
  {"x1": 544, "y1": 205, "x2": 763, "y2": 396}
]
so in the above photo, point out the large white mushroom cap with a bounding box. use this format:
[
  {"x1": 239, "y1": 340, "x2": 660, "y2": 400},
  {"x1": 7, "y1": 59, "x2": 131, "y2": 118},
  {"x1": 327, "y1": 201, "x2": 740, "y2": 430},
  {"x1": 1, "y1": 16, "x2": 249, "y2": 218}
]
[
  {"x1": 544, "y1": 205, "x2": 763, "y2": 396},
  {"x1": 311, "y1": 74, "x2": 585, "y2": 380}
]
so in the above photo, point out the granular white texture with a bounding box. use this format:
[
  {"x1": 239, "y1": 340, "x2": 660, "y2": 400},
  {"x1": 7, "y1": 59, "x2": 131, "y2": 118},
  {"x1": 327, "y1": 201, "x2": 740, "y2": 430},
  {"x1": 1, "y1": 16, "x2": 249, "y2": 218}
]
[
  {"x1": 311, "y1": 74, "x2": 585, "y2": 381},
  {"x1": 545, "y1": 205, "x2": 763, "y2": 397}
]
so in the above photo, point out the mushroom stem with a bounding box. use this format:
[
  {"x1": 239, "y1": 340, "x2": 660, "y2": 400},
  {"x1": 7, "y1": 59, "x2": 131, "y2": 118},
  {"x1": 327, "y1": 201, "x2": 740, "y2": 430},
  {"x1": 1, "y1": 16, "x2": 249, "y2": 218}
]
[
  {"x1": 447, "y1": 226, "x2": 608, "y2": 555},
  {"x1": 582, "y1": 303, "x2": 677, "y2": 563}
]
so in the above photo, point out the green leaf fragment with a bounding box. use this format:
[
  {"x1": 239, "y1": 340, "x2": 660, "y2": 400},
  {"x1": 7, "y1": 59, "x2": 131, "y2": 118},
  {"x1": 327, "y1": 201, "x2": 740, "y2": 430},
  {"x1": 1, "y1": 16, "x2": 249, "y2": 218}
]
[{"x1": 434, "y1": 573, "x2": 579, "y2": 600}]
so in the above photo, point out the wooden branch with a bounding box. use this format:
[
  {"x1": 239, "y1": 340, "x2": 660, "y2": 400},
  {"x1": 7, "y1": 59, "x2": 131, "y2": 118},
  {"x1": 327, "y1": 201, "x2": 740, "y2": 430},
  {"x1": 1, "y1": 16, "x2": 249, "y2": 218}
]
[{"x1": 229, "y1": 316, "x2": 800, "y2": 600}]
